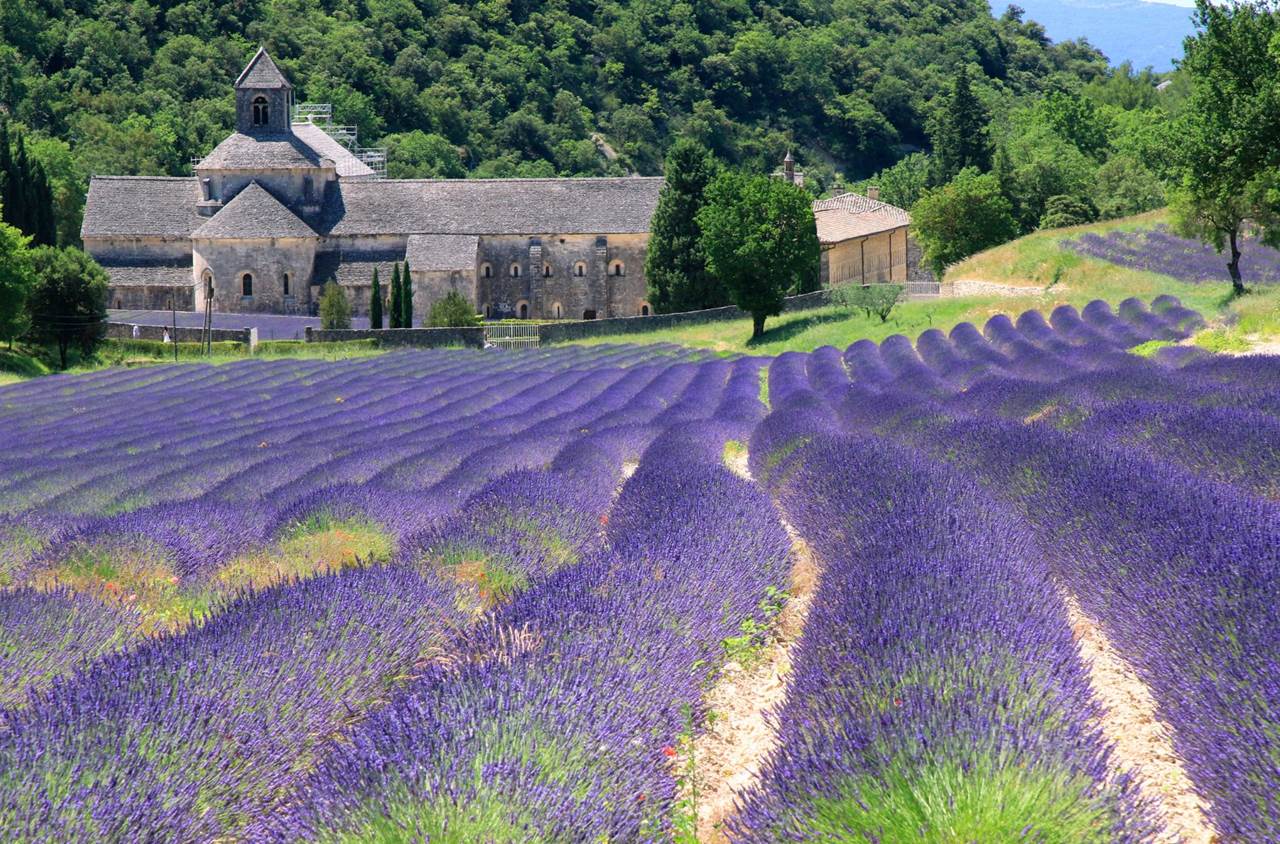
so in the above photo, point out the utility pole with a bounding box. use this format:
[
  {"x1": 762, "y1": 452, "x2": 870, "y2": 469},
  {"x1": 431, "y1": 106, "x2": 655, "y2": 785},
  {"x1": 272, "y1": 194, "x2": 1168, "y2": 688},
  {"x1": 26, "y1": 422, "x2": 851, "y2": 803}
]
[{"x1": 171, "y1": 295, "x2": 178, "y2": 363}]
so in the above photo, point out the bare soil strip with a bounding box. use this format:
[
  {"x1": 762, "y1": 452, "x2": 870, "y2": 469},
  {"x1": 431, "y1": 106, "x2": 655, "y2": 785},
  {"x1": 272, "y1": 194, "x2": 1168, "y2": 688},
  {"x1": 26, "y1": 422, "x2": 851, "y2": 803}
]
[
  {"x1": 1062, "y1": 591, "x2": 1216, "y2": 843},
  {"x1": 684, "y1": 451, "x2": 820, "y2": 842}
]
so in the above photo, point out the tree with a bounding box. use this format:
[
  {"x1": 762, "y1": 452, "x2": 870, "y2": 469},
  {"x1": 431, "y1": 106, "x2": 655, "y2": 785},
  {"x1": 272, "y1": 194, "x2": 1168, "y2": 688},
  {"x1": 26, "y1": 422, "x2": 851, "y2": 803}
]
[
  {"x1": 912, "y1": 168, "x2": 1019, "y2": 277},
  {"x1": 400, "y1": 260, "x2": 414, "y2": 327},
  {"x1": 1039, "y1": 194, "x2": 1099, "y2": 229},
  {"x1": 1094, "y1": 155, "x2": 1164, "y2": 219},
  {"x1": 319, "y1": 281, "x2": 352, "y2": 329},
  {"x1": 428, "y1": 291, "x2": 480, "y2": 327},
  {"x1": 928, "y1": 65, "x2": 992, "y2": 185},
  {"x1": 858, "y1": 153, "x2": 932, "y2": 210},
  {"x1": 369, "y1": 267, "x2": 383, "y2": 329},
  {"x1": 1037, "y1": 91, "x2": 1111, "y2": 160},
  {"x1": 645, "y1": 139, "x2": 722, "y2": 313},
  {"x1": 0, "y1": 218, "x2": 35, "y2": 349},
  {"x1": 27, "y1": 246, "x2": 108, "y2": 369},
  {"x1": 1158, "y1": 0, "x2": 1280, "y2": 296},
  {"x1": 697, "y1": 172, "x2": 820, "y2": 339},
  {"x1": 389, "y1": 262, "x2": 402, "y2": 328}
]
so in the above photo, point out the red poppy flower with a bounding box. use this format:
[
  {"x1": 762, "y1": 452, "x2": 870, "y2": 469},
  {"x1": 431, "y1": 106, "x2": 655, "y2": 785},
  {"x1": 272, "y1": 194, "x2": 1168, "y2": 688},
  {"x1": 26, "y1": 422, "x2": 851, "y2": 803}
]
[{"x1": 661, "y1": 745, "x2": 677, "y2": 758}]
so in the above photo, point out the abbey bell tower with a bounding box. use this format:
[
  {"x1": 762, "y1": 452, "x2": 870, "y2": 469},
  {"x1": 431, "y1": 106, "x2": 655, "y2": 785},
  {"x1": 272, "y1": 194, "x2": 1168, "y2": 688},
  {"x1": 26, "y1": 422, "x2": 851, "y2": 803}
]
[{"x1": 234, "y1": 47, "x2": 294, "y2": 136}]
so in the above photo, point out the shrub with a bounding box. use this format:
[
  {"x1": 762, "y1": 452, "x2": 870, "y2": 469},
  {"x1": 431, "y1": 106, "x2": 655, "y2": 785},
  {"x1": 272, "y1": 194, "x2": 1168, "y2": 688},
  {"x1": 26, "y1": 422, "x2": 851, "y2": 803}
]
[
  {"x1": 428, "y1": 291, "x2": 480, "y2": 328},
  {"x1": 834, "y1": 283, "x2": 905, "y2": 322}
]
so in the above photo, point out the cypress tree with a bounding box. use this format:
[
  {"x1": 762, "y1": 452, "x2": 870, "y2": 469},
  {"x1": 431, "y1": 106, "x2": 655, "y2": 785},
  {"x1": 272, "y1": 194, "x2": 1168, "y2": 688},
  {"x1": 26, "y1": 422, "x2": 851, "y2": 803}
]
[
  {"x1": 928, "y1": 65, "x2": 992, "y2": 185},
  {"x1": 0, "y1": 119, "x2": 16, "y2": 232},
  {"x1": 645, "y1": 139, "x2": 722, "y2": 313},
  {"x1": 11, "y1": 134, "x2": 32, "y2": 237},
  {"x1": 400, "y1": 260, "x2": 413, "y2": 327},
  {"x1": 31, "y1": 163, "x2": 56, "y2": 246},
  {"x1": 389, "y1": 262, "x2": 402, "y2": 328},
  {"x1": 369, "y1": 267, "x2": 383, "y2": 329}
]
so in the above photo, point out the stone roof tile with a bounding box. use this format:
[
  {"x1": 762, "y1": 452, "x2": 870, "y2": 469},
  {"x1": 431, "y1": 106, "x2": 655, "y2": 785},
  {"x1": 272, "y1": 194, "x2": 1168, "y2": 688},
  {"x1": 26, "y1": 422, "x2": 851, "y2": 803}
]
[
  {"x1": 192, "y1": 182, "x2": 317, "y2": 240},
  {"x1": 196, "y1": 132, "x2": 321, "y2": 171},
  {"x1": 235, "y1": 48, "x2": 292, "y2": 90},
  {"x1": 290, "y1": 123, "x2": 375, "y2": 178},
  {"x1": 99, "y1": 260, "x2": 193, "y2": 287},
  {"x1": 81, "y1": 177, "x2": 204, "y2": 239},
  {"x1": 405, "y1": 234, "x2": 479, "y2": 271},
  {"x1": 320, "y1": 177, "x2": 663, "y2": 236}
]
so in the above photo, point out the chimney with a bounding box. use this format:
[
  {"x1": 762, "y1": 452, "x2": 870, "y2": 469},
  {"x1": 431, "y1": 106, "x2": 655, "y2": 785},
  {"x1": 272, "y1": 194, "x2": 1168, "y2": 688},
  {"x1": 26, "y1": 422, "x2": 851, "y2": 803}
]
[{"x1": 867, "y1": 185, "x2": 880, "y2": 202}]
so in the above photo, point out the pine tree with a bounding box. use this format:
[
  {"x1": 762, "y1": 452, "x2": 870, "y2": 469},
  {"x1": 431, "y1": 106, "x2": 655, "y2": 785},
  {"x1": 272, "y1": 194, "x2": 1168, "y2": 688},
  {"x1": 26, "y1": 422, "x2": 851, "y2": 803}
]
[
  {"x1": 389, "y1": 262, "x2": 402, "y2": 328},
  {"x1": 369, "y1": 267, "x2": 383, "y2": 329},
  {"x1": 645, "y1": 139, "x2": 723, "y2": 313},
  {"x1": 400, "y1": 260, "x2": 413, "y2": 327},
  {"x1": 928, "y1": 65, "x2": 992, "y2": 185}
]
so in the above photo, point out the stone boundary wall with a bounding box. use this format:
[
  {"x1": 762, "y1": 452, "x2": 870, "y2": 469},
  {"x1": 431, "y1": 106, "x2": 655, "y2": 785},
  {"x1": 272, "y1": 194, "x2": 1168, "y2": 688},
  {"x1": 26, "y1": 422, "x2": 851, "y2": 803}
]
[
  {"x1": 105, "y1": 322, "x2": 252, "y2": 345},
  {"x1": 538, "y1": 285, "x2": 939, "y2": 344},
  {"x1": 305, "y1": 326, "x2": 485, "y2": 348}
]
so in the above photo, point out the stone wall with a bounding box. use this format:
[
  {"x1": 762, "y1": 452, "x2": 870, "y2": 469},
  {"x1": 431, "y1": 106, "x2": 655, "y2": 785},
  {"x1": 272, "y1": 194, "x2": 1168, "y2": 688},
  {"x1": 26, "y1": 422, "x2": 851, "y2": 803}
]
[
  {"x1": 305, "y1": 326, "x2": 484, "y2": 348},
  {"x1": 194, "y1": 236, "x2": 316, "y2": 313},
  {"x1": 477, "y1": 232, "x2": 649, "y2": 320},
  {"x1": 537, "y1": 289, "x2": 834, "y2": 343},
  {"x1": 105, "y1": 322, "x2": 251, "y2": 344},
  {"x1": 108, "y1": 285, "x2": 196, "y2": 311}
]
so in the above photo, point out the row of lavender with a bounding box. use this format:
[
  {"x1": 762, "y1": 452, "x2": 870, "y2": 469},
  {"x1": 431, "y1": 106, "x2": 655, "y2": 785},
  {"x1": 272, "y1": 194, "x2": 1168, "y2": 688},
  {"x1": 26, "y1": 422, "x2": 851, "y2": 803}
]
[
  {"x1": 2, "y1": 347, "x2": 717, "y2": 710},
  {"x1": 0, "y1": 344, "x2": 795, "y2": 839},
  {"x1": 1066, "y1": 224, "x2": 1280, "y2": 285},
  {"x1": 739, "y1": 394, "x2": 1151, "y2": 838},
  {"x1": 744, "y1": 296, "x2": 1279, "y2": 838}
]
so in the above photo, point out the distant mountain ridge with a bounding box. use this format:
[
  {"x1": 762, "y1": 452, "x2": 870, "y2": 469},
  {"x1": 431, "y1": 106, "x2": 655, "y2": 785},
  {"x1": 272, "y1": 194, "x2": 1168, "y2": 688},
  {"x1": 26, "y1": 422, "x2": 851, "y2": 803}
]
[{"x1": 1006, "y1": 0, "x2": 1196, "y2": 70}]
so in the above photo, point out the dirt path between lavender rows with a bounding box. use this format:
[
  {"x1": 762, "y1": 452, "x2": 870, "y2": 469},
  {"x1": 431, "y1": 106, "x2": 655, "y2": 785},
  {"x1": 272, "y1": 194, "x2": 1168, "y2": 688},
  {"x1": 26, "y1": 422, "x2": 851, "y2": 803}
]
[
  {"x1": 680, "y1": 449, "x2": 820, "y2": 842},
  {"x1": 1061, "y1": 592, "x2": 1216, "y2": 843}
]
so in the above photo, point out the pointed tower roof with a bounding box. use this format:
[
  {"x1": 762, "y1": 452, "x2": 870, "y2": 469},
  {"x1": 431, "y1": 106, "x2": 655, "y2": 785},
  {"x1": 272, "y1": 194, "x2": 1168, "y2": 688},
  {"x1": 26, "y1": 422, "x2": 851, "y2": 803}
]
[
  {"x1": 192, "y1": 182, "x2": 315, "y2": 240},
  {"x1": 235, "y1": 47, "x2": 292, "y2": 90}
]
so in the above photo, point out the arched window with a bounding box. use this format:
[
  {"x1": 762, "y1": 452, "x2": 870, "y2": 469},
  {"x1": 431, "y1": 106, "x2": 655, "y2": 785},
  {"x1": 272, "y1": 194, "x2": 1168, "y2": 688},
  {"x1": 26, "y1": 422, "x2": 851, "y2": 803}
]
[
  {"x1": 282, "y1": 273, "x2": 291, "y2": 296},
  {"x1": 610, "y1": 260, "x2": 625, "y2": 277},
  {"x1": 543, "y1": 263, "x2": 552, "y2": 277},
  {"x1": 574, "y1": 262, "x2": 586, "y2": 278},
  {"x1": 242, "y1": 273, "x2": 253, "y2": 296},
  {"x1": 481, "y1": 262, "x2": 492, "y2": 279},
  {"x1": 252, "y1": 96, "x2": 269, "y2": 126},
  {"x1": 115, "y1": 299, "x2": 122, "y2": 310},
  {"x1": 518, "y1": 302, "x2": 529, "y2": 319},
  {"x1": 484, "y1": 304, "x2": 491, "y2": 318},
  {"x1": 552, "y1": 302, "x2": 563, "y2": 319},
  {"x1": 510, "y1": 263, "x2": 521, "y2": 278},
  {"x1": 640, "y1": 303, "x2": 651, "y2": 316}
]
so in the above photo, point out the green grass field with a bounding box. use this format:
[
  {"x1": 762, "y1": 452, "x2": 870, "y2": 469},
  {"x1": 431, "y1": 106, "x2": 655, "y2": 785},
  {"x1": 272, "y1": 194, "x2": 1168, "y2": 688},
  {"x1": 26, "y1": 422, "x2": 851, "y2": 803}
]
[{"x1": 567, "y1": 210, "x2": 1280, "y2": 356}]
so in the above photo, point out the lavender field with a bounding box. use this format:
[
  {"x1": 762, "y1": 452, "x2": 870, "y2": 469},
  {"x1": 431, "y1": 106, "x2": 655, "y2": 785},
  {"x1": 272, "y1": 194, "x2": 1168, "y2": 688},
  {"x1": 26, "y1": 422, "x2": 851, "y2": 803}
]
[
  {"x1": 1066, "y1": 225, "x2": 1280, "y2": 285},
  {"x1": 0, "y1": 295, "x2": 1277, "y2": 841}
]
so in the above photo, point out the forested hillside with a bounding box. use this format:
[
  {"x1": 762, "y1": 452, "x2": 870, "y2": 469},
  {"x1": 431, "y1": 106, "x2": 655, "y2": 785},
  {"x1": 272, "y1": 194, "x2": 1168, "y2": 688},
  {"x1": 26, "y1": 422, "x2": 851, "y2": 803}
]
[{"x1": 1, "y1": 0, "x2": 1112, "y2": 239}]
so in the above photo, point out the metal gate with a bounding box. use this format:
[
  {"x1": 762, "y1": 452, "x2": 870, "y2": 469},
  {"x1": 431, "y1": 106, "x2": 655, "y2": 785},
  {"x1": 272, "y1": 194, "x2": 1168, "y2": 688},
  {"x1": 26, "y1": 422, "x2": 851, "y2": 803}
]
[{"x1": 484, "y1": 323, "x2": 541, "y2": 350}]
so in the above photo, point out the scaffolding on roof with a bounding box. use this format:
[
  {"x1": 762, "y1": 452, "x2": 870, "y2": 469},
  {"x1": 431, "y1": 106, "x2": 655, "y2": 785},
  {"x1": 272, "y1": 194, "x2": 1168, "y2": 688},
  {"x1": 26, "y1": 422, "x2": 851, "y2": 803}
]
[{"x1": 291, "y1": 102, "x2": 387, "y2": 179}]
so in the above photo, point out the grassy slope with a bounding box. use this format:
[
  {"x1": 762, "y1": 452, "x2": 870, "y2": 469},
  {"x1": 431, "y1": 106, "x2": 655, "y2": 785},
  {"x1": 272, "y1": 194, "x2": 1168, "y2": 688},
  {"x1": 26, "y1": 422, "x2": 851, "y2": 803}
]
[{"x1": 568, "y1": 210, "x2": 1280, "y2": 356}]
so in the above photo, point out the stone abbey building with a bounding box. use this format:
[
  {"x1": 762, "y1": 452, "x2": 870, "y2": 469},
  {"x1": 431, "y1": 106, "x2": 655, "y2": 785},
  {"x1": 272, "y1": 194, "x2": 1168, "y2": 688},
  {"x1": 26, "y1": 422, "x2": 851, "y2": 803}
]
[
  {"x1": 82, "y1": 49, "x2": 660, "y2": 321},
  {"x1": 83, "y1": 49, "x2": 925, "y2": 323}
]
